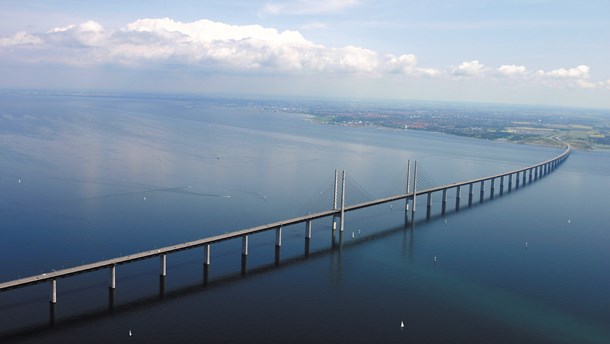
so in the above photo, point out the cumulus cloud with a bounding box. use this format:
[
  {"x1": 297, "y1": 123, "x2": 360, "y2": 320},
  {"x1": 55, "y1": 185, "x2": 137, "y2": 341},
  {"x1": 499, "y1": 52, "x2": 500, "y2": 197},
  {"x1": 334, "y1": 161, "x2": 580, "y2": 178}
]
[
  {"x1": 262, "y1": 0, "x2": 360, "y2": 15},
  {"x1": 545, "y1": 65, "x2": 590, "y2": 79},
  {"x1": 0, "y1": 31, "x2": 43, "y2": 46},
  {"x1": 0, "y1": 18, "x2": 603, "y2": 91},
  {"x1": 453, "y1": 60, "x2": 486, "y2": 77},
  {"x1": 497, "y1": 64, "x2": 527, "y2": 77},
  {"x1": 386, "y1": 54, "x2": 440, "y2": 76},
  {"x1": 0, "y1": 18, "x2": 440, "y2": 76}
]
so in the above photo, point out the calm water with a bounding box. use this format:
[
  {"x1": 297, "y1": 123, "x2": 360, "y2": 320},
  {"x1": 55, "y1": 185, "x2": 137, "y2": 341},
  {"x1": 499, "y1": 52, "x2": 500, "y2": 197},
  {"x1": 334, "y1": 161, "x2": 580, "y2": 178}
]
[{"x1": 1, "y1": 94, "x2": 609, "y2": 343}]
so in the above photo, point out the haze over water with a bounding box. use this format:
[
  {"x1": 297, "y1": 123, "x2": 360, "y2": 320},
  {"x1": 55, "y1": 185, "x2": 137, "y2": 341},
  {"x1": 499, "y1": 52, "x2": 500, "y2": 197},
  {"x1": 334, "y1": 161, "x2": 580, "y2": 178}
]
[{"x1": 1, "y1": 93, "x2": 609, "y2": 343}]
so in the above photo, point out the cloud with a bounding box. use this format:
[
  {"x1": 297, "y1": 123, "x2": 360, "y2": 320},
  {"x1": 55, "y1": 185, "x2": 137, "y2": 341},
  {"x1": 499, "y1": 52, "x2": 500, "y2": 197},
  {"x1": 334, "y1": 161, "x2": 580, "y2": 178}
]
[
  {"x1": 262, "y1": 0, "x2": 360, "y2": 15},
  {"x1": 497, "y1": 64, "x2": 527, "y2": 77},
  {"x1": 386, "y1": 54, "x2": 440, "y2": 77},
  {"x1": 0, "y1": 18, "x2": 604, "y2": 91},
  {"x1": 453, "y1": 60, "x2": 486, "y2": 77},
  {"x1": 545, "y1": 65, "x2": 590, "y2": 79},
  {"x1": 0, "y1": 31, "x2": 43, "y2": 47},
  {"x1": 0, "y1": 18, "x2": 439, "y2": 76}
]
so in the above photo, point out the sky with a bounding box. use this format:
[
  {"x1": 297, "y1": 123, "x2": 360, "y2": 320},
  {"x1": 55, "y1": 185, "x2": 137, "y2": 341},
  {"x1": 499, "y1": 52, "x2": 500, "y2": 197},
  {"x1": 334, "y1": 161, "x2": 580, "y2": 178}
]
[{"x1": 1, "y1": 0, "x2": 609, "y2": 108}]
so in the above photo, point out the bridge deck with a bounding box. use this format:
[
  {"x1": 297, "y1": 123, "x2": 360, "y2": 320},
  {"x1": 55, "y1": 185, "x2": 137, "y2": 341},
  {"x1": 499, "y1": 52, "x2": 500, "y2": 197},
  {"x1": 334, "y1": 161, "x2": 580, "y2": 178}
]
[{"x1": 0, "y1": 146, "x2": 570, "y2": 292}]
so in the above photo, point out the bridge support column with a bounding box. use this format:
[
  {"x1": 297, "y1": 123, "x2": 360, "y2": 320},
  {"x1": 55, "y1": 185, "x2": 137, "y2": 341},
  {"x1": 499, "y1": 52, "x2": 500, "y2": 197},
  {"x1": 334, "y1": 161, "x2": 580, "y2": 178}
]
[
  {"x1": 276, "y1": 226, "x2": 282, "y2": 247},
  {"x1": 529, "y1": 169, "x2": 533, "y2": 182},
  {"x1": 305, "y1": 220, "x2": 312, "y2": 239},
  {"x1": 441, "y1": 189, "x2": 447, "y2": 214},
  {"x1": 468, "y1": 183, "x2": 473, "y2": 205},
  {"x1": 109, "y1": 265, "x2": 116, "y2": 289},
  {"x1": 340, "y1": 170, "x2": 346, "y2": 232},
  {"x1": 455, "y1": 185, "x2": 461, "y2": 210},
  {"x1": 522, "y1": 170, "x2": 526, "y2": 185},
  {"x1": 479, "y1": 180, "x2": 485, "y2": 203},
  {"x1": 204, "y1": 244, "x2": 211, "y2": 266},
  {"x1": 50, "y1": 279, "x2": 57, "y2": 304},
  {"x1": 405, "y1": 160, "x2": 411, "y2": 211},
  {"x1": 491, "y1": 178, "x2": 495, "y2": 198},
  {"x1": 500, "y1": 176, "x2": 504, "y2": 194},
  {"x1": 160, "y1": 254, "x2": 167, "y2": 277},
  {"x1": 426, "y1": 192, "x2": 432, "y2": 219},
  {"x1": 242, "y1": 235, "x2": 249, "y2": 256},
  {"x1": 411, "y1": 161, "x2": 418, "y2": 220},
  {"x1": 508, "y1": 174, "x2": 513, "y2": 190},
  {"x1": 333, "y1": 169, "x2": 339, "y2": 210}
]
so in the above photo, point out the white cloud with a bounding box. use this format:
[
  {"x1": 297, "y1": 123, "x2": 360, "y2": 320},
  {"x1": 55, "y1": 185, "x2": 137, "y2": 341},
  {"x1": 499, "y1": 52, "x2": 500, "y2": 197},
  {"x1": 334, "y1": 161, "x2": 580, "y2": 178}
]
[
  {"x1": 262, "y1": 0, "x2": 360, "y2": 15},
  {"x1": 453, "y1": 60, "x2": 486, "y2": 77},
  {"x1": 545, "y1": 65, "x2": 590, "y2": 79},
  {"x1": 0, "y1": 18, "x2": 439, "y2": 76},
  {"x1": 498, "y1": 64, "x2": 527, "y2": 77},
  {"x1": 0, "y1": 18, "x2": 605, "y2": 92},
  {"x1": 0, "y1": 31, "x2": 43, "y2": 46},
  {"x1": 386, "y1": 54, "x2": 440, "y2": 77}
]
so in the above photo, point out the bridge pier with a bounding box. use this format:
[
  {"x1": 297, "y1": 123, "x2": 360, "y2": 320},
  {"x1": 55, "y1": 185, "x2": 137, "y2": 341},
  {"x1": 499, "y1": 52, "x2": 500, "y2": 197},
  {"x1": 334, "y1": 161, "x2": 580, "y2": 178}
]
[
  {"x1": 500, "y1": 176, "x2": 504, "y2": 194},
  {"x1": 468, "y1": 183, "x2": 473, "y2": 206},
  {"x1": 508, "y1": 173, "x2": 513, "y2": 190},
  {"x1": 50, "y1": 279, "x2": 57, "y2": 304},
  {"x1": 490, "y1": 178, "x2": 495, "y2": 198},
  {"x1": 204, "y1": 244, "x2": 211, "y2": 266},
  {"x1": 242, "y1": 235, "x2": 249, "y2": 256},
  {"x1": 109, "y1": 265, "x2": 116, "y2": 289},
  {"x1": 529, "y1": 169, "x2": 533, "y2": 182},
  {"x1": 522, "y1": 170, "x2": 526, "y2": 185},
  {"x1": 455, "y1": 185, "x2": 461, "y2": 210},
  {"x1": 305, "y1": 220, "x2": 312, "y2": 239},
  {"x1": 441, "y1": 189, "x2": 447, "y2": 214},
  {"x1": 426, "y1": 192, "x2": 432, "y2": 219},
  {"x1": 405, "y1": 160, "x2": 411, "y2": 211},
  {"x1": 411, "y1": 161, "x2": 418, "y2": 221},
  {"x1": 160, "y1": 254, "x2": 167, "y2": 277},
  {"x1": 479, "y1": 180, "x2": 485, "y2": 203},
  {"x1": 276, "y1": 226, "x2": 282, "y2": 247},
  {"x1": 340, "y1": 170, "x2": 346, "y2": 232}
]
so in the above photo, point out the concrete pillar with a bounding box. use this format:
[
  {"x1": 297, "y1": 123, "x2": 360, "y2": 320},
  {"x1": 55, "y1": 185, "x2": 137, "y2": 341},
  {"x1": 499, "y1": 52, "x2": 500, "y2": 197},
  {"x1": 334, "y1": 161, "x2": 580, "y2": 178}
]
[
  {"x1": 411, "y1": 161, "x2": 418, "y2": 218},
  {"x1": 522, "y1": 170, "x2": 526, "y2": 185},
  {"x1": 50, "y1": 279, "x2": 57, "y2": 304},
  {"x1": 340, "y1": 170, "x2": 346, "y2": 232},
  {"x1": 204, "y1": 244, "x2": 211, "y2": 266},
  {"x1": 441, "y1": 189, "x2": 447, "y2": 214},
  {"x1": 160, "y1": 254, "x2": 167, "y2": 277},
  {"x1": 426, "y1": 192, "x2": 432, "y2": 218},
  {"x1": 529, "y1": 169, "x2": 533, "y2": 182},
  {"x1": 276, "y1": 226, "x2": 282, "y2": 247},
  {"x1": 455, "y1": 185, "x2": 461, "y2": 209},
  {"x1": 333, "y1": 169, "x2": 339, "y2": 210},
  {"x1": 242, "y1": 235, "x2": 249, "y2": 256},
  {"x1": 405, "y1": 160, "x2": 411, "y2": 211},
  {"x1": 305, "y1": 220, "x2": 312, "y2": 239},
  {"x1": 508, "y1": 174, "x2": 513, "y2": 189},
  {"x1": 479, "y1": 180, "x2": 485, "y2": 202},
  {"x1": 491, "y1": 178, "x2": 495, "y2": 194},
  {"x1": 109, "y1": 265, "x2": 116, "y2": 289},
  {"x1": 468, "y1": 183, "x2": 473, "y2": 205}
]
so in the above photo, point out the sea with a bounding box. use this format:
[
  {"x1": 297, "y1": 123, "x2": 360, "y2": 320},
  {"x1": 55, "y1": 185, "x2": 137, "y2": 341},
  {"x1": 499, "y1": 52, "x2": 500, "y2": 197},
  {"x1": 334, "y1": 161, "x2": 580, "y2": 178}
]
[{"x1": 1, "y1": 93, "x2": 609, "y2": 343}]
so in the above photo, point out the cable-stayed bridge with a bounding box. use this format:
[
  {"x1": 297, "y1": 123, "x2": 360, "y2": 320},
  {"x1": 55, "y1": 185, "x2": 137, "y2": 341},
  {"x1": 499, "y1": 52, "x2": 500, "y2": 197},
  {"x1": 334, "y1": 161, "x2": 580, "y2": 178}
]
[{"x1": 0, "y1": 145, "x2": 571, "y2": 307}]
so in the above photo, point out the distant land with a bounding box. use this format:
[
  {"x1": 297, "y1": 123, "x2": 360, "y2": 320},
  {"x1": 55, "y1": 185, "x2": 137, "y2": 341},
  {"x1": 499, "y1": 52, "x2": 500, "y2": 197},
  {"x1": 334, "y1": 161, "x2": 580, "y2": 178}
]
[
  {"x1": 222, "y1": 97, "x2": 609, "y2": 150},
  {"x1": 2, "y1": 90, "x2": 609, "y2": 150}
]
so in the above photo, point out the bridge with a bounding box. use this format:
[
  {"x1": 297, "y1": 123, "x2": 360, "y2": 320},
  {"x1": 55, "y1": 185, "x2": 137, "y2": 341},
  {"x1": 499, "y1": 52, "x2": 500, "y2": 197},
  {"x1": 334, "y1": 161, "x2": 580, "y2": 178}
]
[{"x1": 0, "y1": 145, "x2": 571, "y2": 305}]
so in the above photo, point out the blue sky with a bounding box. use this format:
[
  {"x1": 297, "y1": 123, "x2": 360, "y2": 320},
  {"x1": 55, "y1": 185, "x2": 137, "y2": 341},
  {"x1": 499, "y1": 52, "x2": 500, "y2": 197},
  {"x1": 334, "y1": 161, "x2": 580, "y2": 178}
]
[{"x1": 1, "y1": 0, "x2": 609, "y2": 108}]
